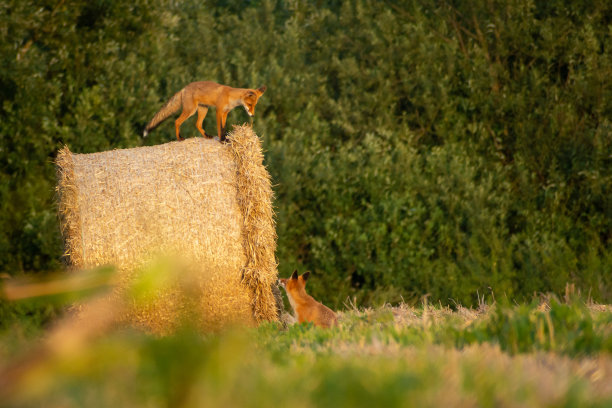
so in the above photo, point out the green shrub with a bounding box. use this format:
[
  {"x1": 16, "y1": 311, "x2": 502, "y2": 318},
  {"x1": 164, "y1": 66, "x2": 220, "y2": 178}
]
[{"x1": 1, "y1": 0, "x2": 611, "y2": 305}]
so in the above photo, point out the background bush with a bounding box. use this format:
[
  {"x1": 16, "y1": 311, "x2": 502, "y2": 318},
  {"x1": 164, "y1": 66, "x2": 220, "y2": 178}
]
[{"x1": 1, "y1": 0, "x2": 611, "y2": 307}]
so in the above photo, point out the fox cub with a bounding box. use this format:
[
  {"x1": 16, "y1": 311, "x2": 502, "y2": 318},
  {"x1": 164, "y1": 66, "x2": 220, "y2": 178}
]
[
  {"x1": 143, "y1": 81, "x2": 266, "y2": 142},
  {"x1": 278, "y1": 270, "x2": 337, "y2": 328}
]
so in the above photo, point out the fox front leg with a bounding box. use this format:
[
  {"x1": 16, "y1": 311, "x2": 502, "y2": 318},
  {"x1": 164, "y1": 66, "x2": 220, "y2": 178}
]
[{"x1": 216, "y1": 110, "x2": 229, "y2": 143}]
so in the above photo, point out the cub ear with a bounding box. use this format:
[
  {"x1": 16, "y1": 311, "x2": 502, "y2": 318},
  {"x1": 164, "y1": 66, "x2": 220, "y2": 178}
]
[
  {"x1": 291, "y1": 270, "x2": 298, "y2": 280},
  {"x1": 302, "y1": 271, "x2": 311, "y2": 281},
  {"x1": 257, "y1": 85, "x2": 267, "y2": 94}
]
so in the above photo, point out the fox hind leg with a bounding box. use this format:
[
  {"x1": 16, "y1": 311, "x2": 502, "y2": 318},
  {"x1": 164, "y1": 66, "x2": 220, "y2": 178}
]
[
  {"x1": 196, "y1": 106, "x2": 211, "y2": 138},
  {"x1": 175, "y1": 104, "x2": 197, "y2": 141}
]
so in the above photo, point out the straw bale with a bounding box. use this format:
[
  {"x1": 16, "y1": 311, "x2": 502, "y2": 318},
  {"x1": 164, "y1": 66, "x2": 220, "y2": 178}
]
[{"x1": 55, "y1": 126, "x2": 279, "y2": 332}]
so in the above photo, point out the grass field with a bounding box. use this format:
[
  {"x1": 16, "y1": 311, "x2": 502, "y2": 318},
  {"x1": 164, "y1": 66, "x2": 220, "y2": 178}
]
[{"x1": 1, "y1": 292, "x2": 611, "y2": 408}]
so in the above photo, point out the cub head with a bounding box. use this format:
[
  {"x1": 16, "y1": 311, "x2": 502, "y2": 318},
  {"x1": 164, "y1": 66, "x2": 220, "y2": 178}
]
[
  {"x1": 242, "y1": 85, "x2": 267, "y2": 117},
  {"x1": 278, "y1": 269, "x2": 310, "y2": 292}
]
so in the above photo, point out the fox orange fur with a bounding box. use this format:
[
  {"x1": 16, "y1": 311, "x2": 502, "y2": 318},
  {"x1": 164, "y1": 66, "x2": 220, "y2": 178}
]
[
  {"x1": 278, "y1": 270, "x2": 338, "y2": 328},
  {"x1": 143, "y1": 81, "x2": 266, "y2": 142}
]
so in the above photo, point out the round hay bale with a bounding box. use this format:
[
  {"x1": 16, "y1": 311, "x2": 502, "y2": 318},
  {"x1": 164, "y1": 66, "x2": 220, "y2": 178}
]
[{"x1": 55, "y1": 125, "x2": 279, "y2": 332}]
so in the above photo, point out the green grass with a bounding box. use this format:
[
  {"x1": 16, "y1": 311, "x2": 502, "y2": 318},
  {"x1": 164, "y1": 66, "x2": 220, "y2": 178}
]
[{"x1": 1, "y1": 298, "x2": 611, "y2": 407}]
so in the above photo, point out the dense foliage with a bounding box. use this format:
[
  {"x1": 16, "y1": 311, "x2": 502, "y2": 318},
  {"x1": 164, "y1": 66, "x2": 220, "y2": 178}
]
[{"x1": 1, "y1": 0, "x2": 611, "y2": 306}]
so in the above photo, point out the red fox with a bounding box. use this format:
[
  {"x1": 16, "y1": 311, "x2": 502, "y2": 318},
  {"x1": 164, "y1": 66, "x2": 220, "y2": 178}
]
[
  {"x1": 143, "y1": 81, "x2": 266, "y2": 142},
  {"x1": 278, "y1": 270, "x2": 338, "y2": 328}
]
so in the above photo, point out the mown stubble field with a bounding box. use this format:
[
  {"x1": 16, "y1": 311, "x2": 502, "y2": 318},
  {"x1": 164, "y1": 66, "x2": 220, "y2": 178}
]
[{"x1": 1, "y1": 297, "x2": 611, "y2": 407}]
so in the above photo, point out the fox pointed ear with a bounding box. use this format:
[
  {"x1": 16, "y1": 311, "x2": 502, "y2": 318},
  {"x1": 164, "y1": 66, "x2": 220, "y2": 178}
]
[
  {"x1": 291, "y1": 270, "x2": 298, "y2": 280},
  {"x1": 257, "y1": 85, "x2": 267, "y2": 95},
  {"x1": 302, "y1": 271, "x2": 311, "y2": 281}
]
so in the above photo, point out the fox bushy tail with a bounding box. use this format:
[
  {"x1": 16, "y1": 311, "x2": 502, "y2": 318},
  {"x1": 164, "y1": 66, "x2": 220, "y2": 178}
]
[{"x1": 143, "y1": 89, "x2": 184, "y2": 137}]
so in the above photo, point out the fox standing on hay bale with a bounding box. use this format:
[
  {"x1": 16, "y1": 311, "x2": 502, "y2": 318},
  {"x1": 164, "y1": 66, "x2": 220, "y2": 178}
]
[
  {"x1": 279, "y1": 270, "x2": 338, "y2": 328},
  {"x1": 143, "y1": 81, "x2": 267, "y2": 142}
]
